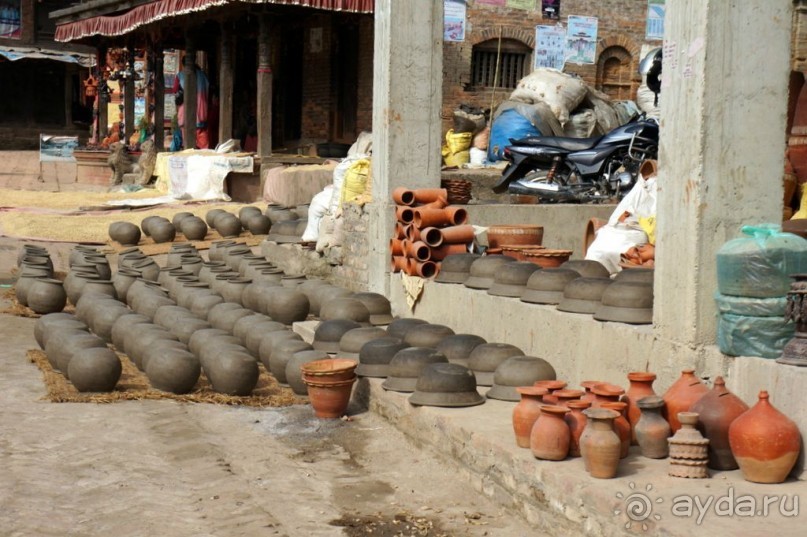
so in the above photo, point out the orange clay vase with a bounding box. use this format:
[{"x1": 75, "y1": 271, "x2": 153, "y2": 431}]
[
  {"x1": 601, "y1": 402, "x2": 631, "y2": 459},
  {"x1": 565, "y1": 399, "x2": 591, "y2": 457},
  {"x1": 512, "y1": 386, "x2": 548, "y2": 448},
  {"x1": 662, "y1": 368, "x2": 708, "y2": 433},
  {"x1": 530, "y1": 404, "x2": 571, "y2": 461},
  {"x1": 625, "y1": 372, "x2": 657, "y2": 444},
  {"x1": 580, "y1": 408, "x2": 622, "y2": 478},
  {"x1": 690, "y1": 376, "x2": 749, "y2": 470}
]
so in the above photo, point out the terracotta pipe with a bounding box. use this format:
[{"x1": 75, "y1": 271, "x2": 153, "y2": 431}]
[
  {"x1": 421, "y1": 227, "x2": 444, "y2": 248},
  {"x1": 411, "y1": 188, "x2": 448, "y2": 204},
  {"x1": 437, "y1": 224, "x2": 474, "y2": 245},
  {"x1": 404, "y1": 224, "x2": 422, "y2": 242},
  {"x1": 390, "y1": 238, "x2": 404, "y2": 256},
  {"x1": 444, "y1": 206, "x2": 468, "y2": 225},
  {"x1": 395, "y1": 205, "x2": 415, "y2": 224},
  {"x1": 392, "y1": 187, "x2": 415, "y2": 206},
  {"x1": 405, "y1": 240, "x2": 431, "y2": 262},
  {"x1": 430, "y1": 243, "x2": 468, "y2": 261},
  {"x1": 391, "y1": 255, "x2": 407, "y2": 272},
  {"x1": 413, "y1": 260, "x2": 437, "y2": 278},
  {"x1": 403, "y1": 256, "x2": 418, "y2": 276},
  {"x1": 419, "y1": 195, "x2": 448, "y2": 209},
  {"x1": 413, "y1": 208, "x2": 451, "y2": 228},
  {"x1": 395, "y1": 222, "x2": 406, "y2": 239}
]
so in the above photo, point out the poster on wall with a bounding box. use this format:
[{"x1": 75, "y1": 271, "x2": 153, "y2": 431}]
[
  {"x1": 565, "y1": 15, "x2": 598, "y2": 65},
  {"x1": 163, "y1": 50, "x2": 180, "y2": 91},
  {"x1": 0, "y1": 0, "x2": 22, "y2": 39},
  {"x1": 40, "y1": 135, "x2": 78, "y2": 162},
  {"x1": 444, "y1": 0, "x2": 466, "y2": 42},
  {"x1": 541, "y1": 0, "x2": 560, "y2": 20},
  {"x1": 477, "y1": 0, "x2": 506, "y2": 5},
  {"x1": 646, "y1": 0, "x2": 665, "y2": 40},
  {"x1": 534, "y1": 25, "x2": 566, "y2": 71},
  {"x1": 507, "y1": 0, "x2": 535, "y2": 10}
]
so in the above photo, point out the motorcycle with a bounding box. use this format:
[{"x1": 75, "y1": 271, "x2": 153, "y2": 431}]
[{"x1": 492, "y1": 114, "x2": 659, "y2": 202}]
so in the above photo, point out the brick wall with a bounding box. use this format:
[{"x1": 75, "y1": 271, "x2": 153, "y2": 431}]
[
  {"x1": 442, "y1": 0, "x2": 656, "y2": 130},
  {"x1": 331, "y1": 202, "x2": 371, "y2": 291},
  {"x1": 301, "y1": 16, "x2": 334, "y2": 141},
  {"x1": 355, "y1": 17, "x2": 374, "y2": 134}
]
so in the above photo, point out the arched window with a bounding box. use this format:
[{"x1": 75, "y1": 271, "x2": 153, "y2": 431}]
[
  {"x1": 596, "y1": 45, "x2": 634, "y2": 100},
  {"x1": 471, "y1": 38, "x2": 531, "y2": 89}
]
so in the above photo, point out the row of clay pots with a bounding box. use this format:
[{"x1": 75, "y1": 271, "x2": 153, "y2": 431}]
[
  {"x1": 205, "y1": 207, "x2": 272, "y2": 237},
  {"x1": 15, "y1": 246, "x2": 67, "y2": 314}
]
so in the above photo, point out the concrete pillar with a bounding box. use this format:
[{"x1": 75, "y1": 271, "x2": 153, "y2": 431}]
[
  {"x1": 183, "y1": 37, "x2": 197, "y2": 150},
  {"x1": 153, "y1": 46, "x2": 165, "y2": 150},
  {"x1": 257, "y1": 15, "x2": 273, "y2": 160},
  {"x1": 367, "y1": 0, "x2": 443, "y2": 293},
  {"x1": 654, "y1": 1, "x2": 792, "y2": 347},
  {"x1": 98, "y1": 46, "x2": 109, "y2": 141},
  {"x1": 124, "y1": 47, "x2": 135, "y2": 142},
  {"x1": 218, "y1": 23, "x2": 234, "y2": 146}
]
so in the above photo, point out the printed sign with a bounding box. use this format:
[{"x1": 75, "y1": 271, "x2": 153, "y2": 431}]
[
  {"x1": 565, "y1": 15, "x2": 598, "y2": 65},
  {"x1": 476, "y1": 0, "x2": 506, "y2": 5},
  {"x1": 534, "y1": 25, "x2": 566, "y2": 70},
  {"x1": 507, "y1": 0, "x2": 535, "y2": 10},
  {"x1": 647, "y1": 0, "x2": 665, "y2": 40},
  {"x1": 444, "y1": 0, "x2": 466, "y2": 42}
]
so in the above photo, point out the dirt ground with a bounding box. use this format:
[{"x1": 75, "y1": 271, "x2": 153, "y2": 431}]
[{"x1": 0, "y1": 302, "x2": 537, "y2": 537}]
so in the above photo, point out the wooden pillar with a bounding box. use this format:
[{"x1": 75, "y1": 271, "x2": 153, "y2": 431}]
[
  {"x1": 153, "y1": 45, "x2": 165, "y2": 150},
  {"x1": 124, "y1": 46, "x2": 136, "y2": 141},
  {"x1": 257, "y1": 15, "x2": 273, "y2": 158},
  {"x1": 183, "y1": 37, "x2": 198, "y2": 149},
  {"x1": 218, "y1": 23, "x2": 234, "y2": 145},
  {"x1": 98, "y1": 46, "x2": 109, "y2": 141}
]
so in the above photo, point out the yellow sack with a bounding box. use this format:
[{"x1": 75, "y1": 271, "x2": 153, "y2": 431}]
[
  {"x1": 792, "y1": 183, "x2": 807, "y2": 220},
  {"x1": 638, "y1": 215, "x2": 656, "y2": 245},
  {"x1": 445, "y1": 129, "x2": 473, "y2": 154},
  {"x1": 340, "y1": 158, "x2": 371, "y2": 205},
  {"x1": 443, "y1": 150, "x2": 470, "y2": 168}
]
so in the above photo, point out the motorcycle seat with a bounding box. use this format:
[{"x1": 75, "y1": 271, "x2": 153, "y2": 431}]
[{"x1": 513, "y1": 135, "x2": 603, "y2": 151}]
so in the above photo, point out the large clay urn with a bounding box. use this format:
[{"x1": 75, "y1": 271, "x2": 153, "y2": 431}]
[
  {"x1": 690, "y1": 376, "x2": 749, "y2": 470},
  {"x1": 26, "y1": 278, "x2": 67, "y2": 314},
  {"x1": 625, "y1": 372, "x2": 657, "y2": 444},
  {"x1": 530, "y1": 405, "x2": 571, "y2": 461},
  {"x1": 601, "y1": 402, "x2": 631, "y2": 459},
  {"x1": 662, "y1": 368, "x2": 708, "y2": 433},
  {"x1": 728, "y1": 391, "x2": 802, "y2": 483},
  {"x1": 580, "y1": 408, "x2": 622, "y2": 479},
  {"x1": 512, "y1": 386, "x2": 548, "y2": 448},
  {"x1": 565, "y1": 400, "x2": 591, "y2": 457}
]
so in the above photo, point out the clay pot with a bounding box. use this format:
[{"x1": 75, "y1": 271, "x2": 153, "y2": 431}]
[
  {"x1": 580, "y1": 408, "x2": 622, "y2": 479},
  {"x1": 435, "y1": 334, "x2": 486, "y2": 366},
  {"x1": 580, "y1": 380, "x2": 603, "y2": 403},
  {"x1": 635, "y1": 395, "x2": 671, "y2": 459},
  {"x1": 662, "y1": 368, "x2": 708, "y2": 433},
  {"x1": 565, "y1": 400, "x2": 591, "y2": 457},
  {"x1": 172, "y1": 211, "x2": 194, "y2": 229},
  {"x1": 221, "y1": 278, "x2": 251, "y2": 305},
  {"x1": 239, "y1": 206, "x2": 263, "y2": 227},
  {"x1": 270, "y1": 339, "x2": 313, "y2": 384},
  {"x1": 286, "y1": 350, "x2": 330, "y2": 395},
  {"x1": 34, "y1": 313, "x2": 86, "y2": 349},
  {"x1": 189, "y1": 292, "x2": 225, "y2": 319},
  {"x1": 112, "y1": 269, "x2": 139, "y2": 300},
  {"x1": 145, "y1": 349, "x2": 201, "y2": 394},
  {"x1": 140, "y1": 215, "x2": 162, "y2": 237},
  {"x1": 15, "y1": 273, "x2": 44, "y2": 306},
  {"x1": 591, "y1": 383, "x2": 625, "y2": 407},
  {"x1": 109, "y1": 221, "x2": 141, "y2": 245},
  {"x1": 110, "y1": 313, "x2": 150, "y2": 350},
  {"x1": 305, "y1": 377, "x2": 356, "y2": 419},
  {"x1": 188, "y1": 328, "x2": 238, "y2": 358},
  {"x1": 180, "y1": 217, "x2": 208, "y2": 241},
  {"x1": 26, "y1": 278, "x2": 67, "y2": 314},
  {"x1": 487, "y1": 225, "x2": 544, "y2": 248},
  {"x1": 302, "y1": 358, "x2": 359, "y2": 383},
  {"x1": 534, "y1": 380, "x2": 568, "y2": 404},
  {"x1": 247, "y1": 215, "x2": 272, "y2": 235},
  {"x1": 206, "y1": 209, "x2": 227, "y2": 227},
  {"x1": 150, "y1": 221, "x2": 177, "y2": 243},
  {"x1": 264, "y1": 288, "x2": 310, "y2": 324},
  {"x1": 321, "y1": 297, "x2": 370, "y2": 325},
  {"x1": 206, "y1": 351, "x2": 259, "y2": 396},
  {"x1": 512, "y1": 386, "x2": 548, "y2": 448},
  {"x1": 668, "y1": 412, "x2": 710, "y2": 461},
  {"x1": 728, "y1": 390, "x2": 801, "y2": 483},
  {"x1": 258, "y1": 330, "x2": 303, "y2": 371},
  {"x1": 216, "y1": 214, "x2": 243, "y2": 238},
  {"x1": 45, "y1": 331, "x2": 107, "y2": 375},
  {"x1": 130, "y1": 259, "x2": 159, "y2": 282},
  {"x1": 625, "y1": 372, "x2": 657, "y2": 444},
  {"x1": 601, "y1": 402, "x2": 630, "y2": 459},
  {"x1": 530, "y1": 405, "x2": 571, "y2": 461},
  {"x1": 553, "y1": 389, "x2": 584, "y2": 408},
  {"x1": 81, "y1": 278, "x2": 117, "y2": 301},
  {"x1": 690, "y1": 376, "x2": 750, "y2": 470},
  {"x1": 83, "y1": 298, "x2": 129, "y2": 343},
  {"x1": 67, "y1": 347, "x2": 122, "y2": 392}
]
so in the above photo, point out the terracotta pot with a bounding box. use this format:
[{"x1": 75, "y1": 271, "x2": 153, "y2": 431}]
[
  {"x1": 392, "y1": 187, "x2": 415, "y2": 206},
  {"x1": 487, "y1": 225, "x2": 543, "y2": 248},
  {"x1": 662, "y1": 368, "x2": 708, "y2": 433},
  {"x1": 625, "y1": 372, "x2": 657, "y2": 444},
  {"x1": 411, "y1": 188, "x2": 448, "y2": 204},
  {"x1": 405, "y1": 240, "x2": 431, "y2": 262},
  {"x1": 523, "y1": 249, "x2": 573, "y2": 268},
  {"x1": 635, "y1": 395, "x2": 670, "y2": 459},
  {"x1": 668, "y1": 412, "x2": 709, "y2": 460},
  {"x1": 395, "y1": 206, "x2": 415, "y2": 224},
  {"x1": 530, "y1": 404, "x2": 571, "y2": 461},
  {"x1": 565, "y1": 400, "x2": 591, "y2": 457},
  {"x1": 580, "y1": 380, "x2": 603, "y2": 403},
  {"x1": 591, "y1": 383, "x2": 625, "y2": 407},
  {"x1": 580, "y1": 408, "x2": 622, "y2": 478},
  {"x1": 419, "y1": 196, "x2": 448, "y2": 209},
  {"x1": 430, "y1": 243, "x2": 468, "y2": 261},
  {"x1": 512, "y1": 386, "x2": 549, "y2": 448},
  {"x1": 728, "y1": 390, "x2": 801, "y2": 483},
  {"x1": 534, "y1": 380, "x2": 567, "y2": 404},
  {"x1": 27, "y1": 278, "x2": 67, "y2": 314},
  {"x1": 601, "y1": 402, "x2": 630, "y2": 459},
  {"x1": 689, "y1": 376, "x2": 749, "y2": 470},
  {"x1": 554, "y1": 389, "x2": 584, "y2": 409},
  {"x1": 390, "y1": 238, "x2": 404, "y2": 256},
  {"x1": 302, "y1": 358, "x2": 358, "y2": 383},
  {"x1": 305, "y1": 377, "x2": 356, "y2": 418}
]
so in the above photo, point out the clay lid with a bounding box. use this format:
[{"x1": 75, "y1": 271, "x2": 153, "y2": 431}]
[
  {"x1": 436, "y1": 334, "x2": 487, "y2": 365},
  {"x1": 434, "y1": 253, "x2": 481, "y2": 284},
  {"x1": 486, "y1": 355, "x2": 557, "y2": 402},
  {"x1": 520, "y1": 268, "x2": 581, "y2": 304},
  {"x1": 403, "y1": 323, "x2": 456, "y2": 348},
  {"x1": 312, "y1": 319, "x2": 362, "y2": 353},
  {"x1": 352, "y1": 292, "x2": 394, "y2": 325},
  {"x1": 386, "y1": 317, "x2": 429, "y2": 340},
  {"x1": 464, "y1": 255, "x2": 517, "y2": 289},
  {"x1": 557, "y1": 277, "x2": 612, "y2": 314},
  {"x1": 338, "y1": 327, "x2": 389, "y2": 358},
  {"x1": 592, "y1": 382, "x2": 625, "y2": 397},
  {"x1": 615, "y1": 267, "x2": 654, "y2": 284},
  {"x1": 560, "y1": 260, "x2": 610, "y2": 279},
  {"x1": 488, "y1": 262, "x2": 542, "y2": 298},
  {"x1": 409, "y1": 363, "x2": 484, "y2": 407},
  {"x1": 320, "y1": 297, "x2": 371, "y2": 324},
  {"x1": 356, "y1": 337, "x2": 409, "y2": 377},
  {"x1": 382, "y1": 347, "x2": 449, "y2": 393},
  {"x1": 593, "y1": 281, "x2": 653, "y2": 324},
  {"x1": 467, "y1": 343, "x2": 525, "y2": 386}
]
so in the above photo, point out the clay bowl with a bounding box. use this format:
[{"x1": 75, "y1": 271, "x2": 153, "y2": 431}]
[{"x1": 302, "y1": 358, "x2": 358, "y2": 382}]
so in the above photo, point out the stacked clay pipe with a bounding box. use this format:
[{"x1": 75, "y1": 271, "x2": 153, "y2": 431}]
[{"x1": 390, "y1": 187, "x2": 473, "y2": 278}]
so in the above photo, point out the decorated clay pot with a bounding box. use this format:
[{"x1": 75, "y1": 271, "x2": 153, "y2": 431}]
[
  {"x1": 580, "y1": 408, "x2": 621, "y2": 478},
  {"x1": 529, "y1": 404, "x2": 571, "y2": 461},
  {"x1": 690, "y1": 376, "x2": 749, "y2": 470},
  {"x1": 635, "y1": 395, "x2": 671, "y2": 459},
  {"x1": 26, "y1": 278, "x2": 67, "y2": 314},
  {"x1": 663, "y1": 368, "x2": 708, "y2": 433},
  {"x1": 601, "y1": 402, "x2": 631, "y2": 459},
  {"x1": 565, "y1": 400, "x2": 591, "y2": 457},
  {"x1": 67, "y1": 347, "x2": 122, "y2": 392},
  {"x1": 512, "y1": 386, "x2": 549, "y2": 448},
  {"x1": 305, "y1": 377, "x2": 356, "y2": 419},
  {"x1": 625, "y1": 372, "x2": 657, "y2": 444},
  {"x1": 668, "y1": 412, "x2": 709, "y2": 460},
  {"x1": 728, "y1": 391, "x2": 801, "y2": 483}
]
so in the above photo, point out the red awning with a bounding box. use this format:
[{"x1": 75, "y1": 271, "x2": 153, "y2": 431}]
[{"x1": 55, "y1": 0, "x2": 374, "y2": 42}]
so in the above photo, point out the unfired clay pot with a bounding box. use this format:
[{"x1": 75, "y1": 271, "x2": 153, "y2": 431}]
[
  {"x1": 67, "y1": 347, "x2": 122, "y2": 392},
  {"x1": 34, "y1": 313, "x2": 86, "y2": 350},
  {"x1": 206, "y1": 351, "x2": 259, "y2": 396},
  {"x1": 145, "y1": 349, "x2": 201, "y2": 394},
  {"x1": 181, "y1": 217, "x2": 208, "y2": 241},
  {"x1": 216, "y1": 214, "x2": 243, "y2": 238},
  {"x1": 286, "y1": 350, "x2": 330, "y2": 395},
  {"x1": 150, "y1": 221, "x2": 177, "y2": 243},
  {"x1": 270, "y1": 339, "x2": 313, "y2": 384},
  {"x1": 26, "y1": 278, "x2": 67, "y2": 314}
]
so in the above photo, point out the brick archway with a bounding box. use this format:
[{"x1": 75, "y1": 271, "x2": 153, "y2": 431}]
[
  {"x1": 472, "y1": 27, "x2": 535, "y2": 48},
  {"x1": 596, "y1": 38, "x2": 641, "y2": 100}
]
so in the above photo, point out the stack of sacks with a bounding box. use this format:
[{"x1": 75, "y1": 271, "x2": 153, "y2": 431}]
[{"x1": 390, "y1": 187, "x2": 472, "y2": 278}]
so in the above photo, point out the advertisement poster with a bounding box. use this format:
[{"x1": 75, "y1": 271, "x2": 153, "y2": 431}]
[
  {"x1": 506, "y1": 0, "x2": 535, "y2": 10},
  {"x1": 541, "y1": 0, "x2": 560, "y2": 20},
  {"x1": 646, "y1": 0, "x2": 665, "y2": 40},
  {"x1": 534, "y1": 25, "x2": 566, "y2": 70},
  {"x1": 163, "y1": 50, "x2": 180, "y2": 91},
  {"x1": 0, "y1": 0, "x2": 22, "y2": 39},
  {"x1": 565, "y1": 15, "x2": 598, "y2": 65},
  {"x1": 444, "y1": 0, "x2": 466, "y2": 42},
  {"x1": 477, "y1": 0, "x2": 506, "y2": 5},
  {"x1": 40, "y1": 135, "x2": 78, "y2": 162}
]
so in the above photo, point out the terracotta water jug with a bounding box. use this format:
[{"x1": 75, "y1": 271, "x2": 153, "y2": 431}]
[
  {"x1": 601, "y1": 402, "x2": 630, "y2": 459},
  {"x1": 728, "y1": 391, "x2": 801, "y2": 483},
  {"x1": 530, "y1": 405, "x2": 570, "y2": 461},
  {"x1": 565, "y1": 399, "x2": 591, "y2": 457},
  {"x1": 512, "y1": 386, "x2": 548, "y2": 448},
  {"x1": 690, "y1": 376, "x2": 749, "y2": 470},
  {"x1": 580, "y1": 408, "x2": 622, "y2": 478},
  {"x1": 625, "y1": 372, "x2": 657, "y2": 444},
  {"x1": 635, "y1": 395, "x2": 670, "y2": 459},
  {"x1": 662, "y1": 368, "x2": 708, "y2": 433}
]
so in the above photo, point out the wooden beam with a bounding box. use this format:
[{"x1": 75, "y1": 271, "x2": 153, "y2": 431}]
[
  {"x1": 257, "y1": 14, "x2": 273, "y2": 158},
  {"x1": 183, "y1": 36, "x2": 198, "y2": 150},
  {"x1": 218, "y1": 22, "x2": 235, "y2": 145},
  {"x1": 124, "y1": 46, "x2": 136, "y2": 142},
  {"x1": 153, "y1": 45, "x2": 165, "y2": 150}
]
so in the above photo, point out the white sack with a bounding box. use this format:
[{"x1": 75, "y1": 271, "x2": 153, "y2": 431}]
[
  {"x1": 302, "y1": 185, "x2": 333, "y2": 242},
  {"x1": 510, "y1": 68, "x2": 588, "y2": 126}
]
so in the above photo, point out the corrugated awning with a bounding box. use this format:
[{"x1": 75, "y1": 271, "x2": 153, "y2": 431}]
[
  {"x1": 0, "y1": 46, "x2": 95, "y2": 67},
  {"x1": 55, "y1": 0, "x2": 374, "y2": 42}
]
